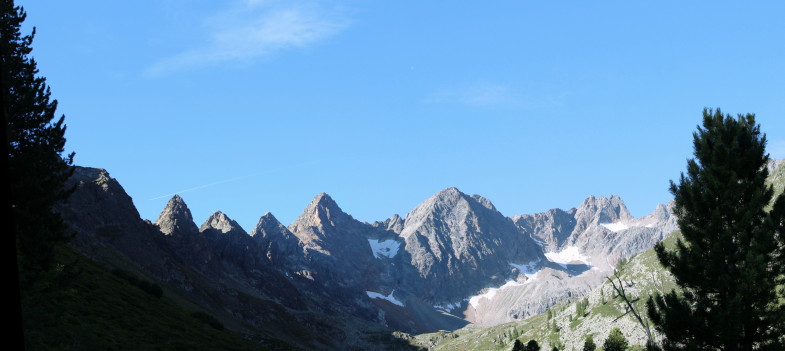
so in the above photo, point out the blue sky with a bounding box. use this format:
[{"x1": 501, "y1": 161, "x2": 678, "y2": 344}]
[{"x1": 21, "y1": 1, "x2": 785, "y2": 231}]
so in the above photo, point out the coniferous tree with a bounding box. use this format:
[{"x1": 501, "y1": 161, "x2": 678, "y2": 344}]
[
  {"x1": 2, "y1": 0, "x2": 74, "y2": 289},
  {"x1": 525, "y1": 339, "x2": 540, "y2": 351},
  {"x1": 512, "y1": 339, "x2": 525, "y2": 351},
  {"x1": 575, "y1": 297, "x2": 589, "y2": 318},
  {"x1": 646, "y1": 109, "x2": 785, "y2": 350},
  {"x1": 583, "y1": 335, "x2": 597, "y2": 351},
  {"x1": 603, "y1": 327, "x2": 629, "y2": 351}
]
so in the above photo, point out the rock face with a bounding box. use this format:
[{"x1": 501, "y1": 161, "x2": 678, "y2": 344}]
[
  {"x1": 155, "y1": 195, "x2": 215, "y2": 268},
  {"x1": 289, "y1": 193, "x2": 376, "y2": 261},
  {"x1": 57, "y1": 167, "x2": 174, "y2": 280},
  {"x1": 512, "y1": 195, "x2": 677, "y2": 268},
  {"x1": 251, "y1": 212, "x2": 302, "y2": 265},
  {"x1": 200, "y1": 211, "x2": 244, "y2": 237},
  {"x1": 200, "y1": 211, "x2": 265, "y2": 271},
  {"x1": 372, "y1": 213, "x2": 405, "y2": 234},
  {"x1": 400, "y1": 187, "x2": 544, "y2": 301},
  {"x1": 511, "y1": 208, "x2": 577, "y2": 251},
  {"x1": 572, "y1": 195, "x2": 633, "y2": 237},
  {"x1": 468, "y1": 195, "x2": 678, "y2": 326},
  {"x1": 287, "y1": 193, "x2": 378, "y2": 283},
  {"x1": 155, "y1": 195, "x2": 199, "y2": 236}
]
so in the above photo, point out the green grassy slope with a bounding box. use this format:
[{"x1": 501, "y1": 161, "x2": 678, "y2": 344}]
[
  {"x1": 22, "y1": 246, "x2": 293, "y2": 351},
  {"x1": 409, "y1": 233, "x2": 683, "y2": 351}
]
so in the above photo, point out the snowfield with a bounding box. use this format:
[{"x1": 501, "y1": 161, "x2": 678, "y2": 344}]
[
  {"x1": 510, "y1": 260, "x2": 542, "y2": 284},
  {"x1": 468, "y1": 280, "x2": 527, "y2": 308},
  {"x1": 600, "y1": 221, "x2": 630, "y2": 232},
  {"x1": 366, "y1": 290, "x2": 404, "y2": 306},
  {"x1": 368, "y1": 239, "x2": 400, "y2": 258},
  {"x1": 434, "y1": 301, "x2": 462, "y2": 312},
  {"x1": 544, "y1": 246, "x2": 591, "y2": 267}
]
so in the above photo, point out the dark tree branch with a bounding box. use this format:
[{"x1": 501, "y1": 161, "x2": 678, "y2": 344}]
[{"x1": 607, "y1": 269, "x2": 653, "y2": 343}]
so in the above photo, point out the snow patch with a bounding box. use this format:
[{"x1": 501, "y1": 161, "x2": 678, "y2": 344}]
[
  {"x1": 368, "y1": 239, "x2": 400, "y2": 259},
  {"x1": 603, "y1": 216, "x2": 664, "y2": 232},
  {"x1": 468, "y1": 288, "x2": 498, "y2": 308},
  {"x1": 366, "y1": 290, "x2": 404, "y2": 307},
  {"x1": 601, "y1": 222, "x2": 629, "y2": 232},
  {"x1": 434, "y1": 302, "x2": 462, "y2": 312},
  {"x1": 544, "y1": 246, "x2": 591, "y2": 266},
  {"x1": 531, "y1": 237, "x2": 547, "y2": 246},
  {"x1": 468, "y1": 279, "x2": 526, "y2": 308},
  {"x1": 500, "y1": 280, "x2": 523, "y2": 289},
  {"x1": 510, "y1": 260, "x2": 539, "y2": 275},
  {"x1": 510, "y1": 260, "x2": 542, "y2": 284}
]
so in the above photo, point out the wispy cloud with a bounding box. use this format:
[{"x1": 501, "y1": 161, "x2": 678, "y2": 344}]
[
  {"x1": 145, "y1": 1, "x2": 348, "y2": 77},
  {"x1": 424, "y1": 83, "x2": 521, "y2": 108}
]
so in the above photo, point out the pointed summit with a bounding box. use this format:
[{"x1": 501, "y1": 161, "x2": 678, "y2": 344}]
[
  {"x1": 313, "y1": 192, "x2": 340, "y2": 209},
  {"x1": 399, "y1": 188, "x2": 544, "y2": 300},
  {"x1": 252, "y1": 212, "x2": 292, "y2": 240},
  {"x1": 252, "y1": 212, "x2": 301, "y2": 263},
  {"x1": 386, "y1": 214, "x2": 405, "y2": 234},
  {"x1": 573, "y1": 195, "x2": 632, "y2": 234},
  {"x1": 432, "y1": 187, "x2": 463, "y2": 201},
  {"x1": 200, "y1": 211, "x2": 246, "y2": 237},
  {"x1": 288, "y1": 192, "x2": 352, "y2": 236},
  {"x1": 402, "y1": 187, "x2": 499, "y2": 238},
  {"x1": 439, "y1": 186, "x2": 461, "y2": 194},
  {"x1": 155, "y1": 195, "x2": 198, "y2": 235}
]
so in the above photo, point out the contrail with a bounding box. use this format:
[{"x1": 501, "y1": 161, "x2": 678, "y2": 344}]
[{"x1": 148, "y1": 161, "x2": 318, "y2": 200}]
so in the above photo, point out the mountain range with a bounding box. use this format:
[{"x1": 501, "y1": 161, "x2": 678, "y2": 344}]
[{"x1": 57, "y1": 160, "x2": 785, "y2": 349}]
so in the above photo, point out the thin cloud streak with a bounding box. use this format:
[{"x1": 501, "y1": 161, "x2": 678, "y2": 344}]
[
  {"x1": 148, "y1": 160, "x2": 320, "y2": 200},
  {"x1": 145, "y1": 1, "x2": 348, "y2": 77}
]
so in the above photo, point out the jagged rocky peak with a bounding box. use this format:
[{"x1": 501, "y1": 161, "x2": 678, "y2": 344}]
[
  {"x1": 155, "y1": 194, "x2": 199, "y2": 235},
  {"x1": 401, "y1": 187, "x2": 507, "y2": 229},
  {"x1": 386, "y1": 213, "x2": 405, "y2": 234},
  {"x1": 251, "y1": 212, "x2": 301, "y2": 262},
  {"x1": 437, "y1": 186, "x2": 462, "y2": 200},
  {"x1": 68, "y1": 166, "x2": 143, "y2": 218},
  {"x1": 288, "y1": 192, "x2": 352, "y2": 233},
  {"x1": 371, "y1": 213, "x2": 406, "y2": 234},
  {"x1": 574, "y1": 195, "x2": 632, "y2": 231},
  {"x1": 399, "y1": 186, "x2": 544, "y2": 301},
  {"x1": 200, "y1": 211, "x2": 246, "y2": 235},
  {"x1": 402, "y1": 188, "x2": 467, "y2": 227},
  {"x1": 252, "y1": 212, "x2": 292, "y2": 239},
  {"x1": 511, "y1": 207, "x2": 577, "y2": 250},
  {"x1": 402, "y1": 186, "x2": 525, "y2": 252},
  {"x1": 650, "y1": 201, "x2": 672, "y2": 221},
  {"x1": 73, "y1": 167, "x2": 112, "y2": 188}
]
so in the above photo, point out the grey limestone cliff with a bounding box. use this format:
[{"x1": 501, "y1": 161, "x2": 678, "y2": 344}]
[
  {"x1": 400, "y1": 187, "x2": 544, "y2": 301},
  {"x1": 466, "y1": 195, "x2": 678, "y2": 326}
]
